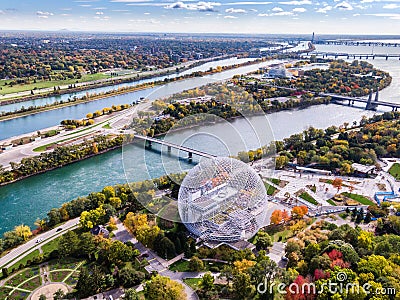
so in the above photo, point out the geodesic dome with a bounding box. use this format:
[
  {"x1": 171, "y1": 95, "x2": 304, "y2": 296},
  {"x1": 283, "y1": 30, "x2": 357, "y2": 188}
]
[{"x1": 178, "y1": 157, "x2": 268, "y2": 243}]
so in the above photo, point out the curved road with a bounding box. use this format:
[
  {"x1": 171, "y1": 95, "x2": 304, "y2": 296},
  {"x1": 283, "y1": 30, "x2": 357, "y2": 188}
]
[{"x1": 0, "y1": 218, "x2": 79, "y2": 270}]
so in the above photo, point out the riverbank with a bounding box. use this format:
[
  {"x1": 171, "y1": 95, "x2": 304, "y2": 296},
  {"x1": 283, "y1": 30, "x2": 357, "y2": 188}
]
[
  {"x1": 0, "y1": 54, "x2": 236, "y2": 104},
  {"x1": 0, "y1": 57, "x2": 267, "y2": 122}
]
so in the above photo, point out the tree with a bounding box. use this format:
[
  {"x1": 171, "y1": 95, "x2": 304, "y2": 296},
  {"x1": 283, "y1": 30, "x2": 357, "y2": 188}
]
[
  {"x1": 232, "y1": 272, "x2": 253, "y2": 300},
  {"x1": 58, "y1": 230, "x2": 79, "y2": 258},
  {"x1": 39, "y1": 295, "x2": 46, "y2": 300},
  {"x1": 34, "y1": 218, "x2": 47, "y2": 232},
  {"x1": 291, "y1": 206, "x2": 308, "y2": 219},
  {"x1": 15, "y1": 225, "x2": 32, "y2": 241},
  {"x1": 270, "y1": 209, "x2": 290, "y2": 225},
  {"x1": 200, "y1": 272, "x2": 215, "y2": 291},
  {"x1": 358, "y1": 230, "x2": 374, "y2": 250},
  {"x1": 53, "y1": 289, "x2": 65, "y2": 300},
  {"x1": 122, "y1": 288, "x2": 140, "y2": 300},
  {"x1": 144, "y1": 275, "x2": 187, "y2": 300},
  {"x1": 276, "y1": 155, "x2": 289, "y2": 169},
  {"x1": 79, "y1": 205, "x2": 106, "y2": 230},
  {"x1": 255, "y1": 231, "x2": 272, "y2": 250},
  {"x1": 332, "y1": 178, "x2": 343, "y2": 193},
  {"x1": 119, "y1": 265, "x2": 145, "y2": 288},
  {"x1": 189, "y1": 256, "x2": 204, "y2": 271}
]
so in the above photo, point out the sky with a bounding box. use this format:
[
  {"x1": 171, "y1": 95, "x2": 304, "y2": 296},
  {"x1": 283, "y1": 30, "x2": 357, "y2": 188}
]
[{"x1": 0, "y1": 0, "x2": 399, "y2": 34}]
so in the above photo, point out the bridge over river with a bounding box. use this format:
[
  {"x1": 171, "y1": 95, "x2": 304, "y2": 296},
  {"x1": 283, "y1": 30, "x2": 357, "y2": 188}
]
[
  {"x1": 127, "y1": 133, "x2": 217, "y2": 159},
  {"x1": 303, "y1": 51, "x2": 400, "y2": 60}
]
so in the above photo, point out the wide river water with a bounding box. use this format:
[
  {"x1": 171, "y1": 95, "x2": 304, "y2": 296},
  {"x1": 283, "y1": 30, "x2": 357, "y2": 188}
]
[{"x1": 0, "y1": 43, "x2": 399, "y2": 234}]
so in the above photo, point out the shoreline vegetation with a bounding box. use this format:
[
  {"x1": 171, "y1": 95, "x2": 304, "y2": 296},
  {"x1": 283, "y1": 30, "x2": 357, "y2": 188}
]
[
  {"x1": 0, "y1": 54, "x2": 236, "y2": 103},
  {"x1": 1, "y1": 112, "x2": 400, "y2": 270},
  {"x1": 0, "y1": 56, "x2": 267, "y2": 122},
  {"x1": 0, "y1": 60, "x2": 394, "y2": 187}
]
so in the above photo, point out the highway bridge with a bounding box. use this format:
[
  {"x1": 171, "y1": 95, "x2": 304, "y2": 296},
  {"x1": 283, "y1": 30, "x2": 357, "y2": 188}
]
[
  {"x1": 131, "y1": 134, "x2": 217, "y2": 159},
  {"x1": 314, "y1": 40, "x2": 400, "y2": 47},
  {"x1": 303, "y1": 52, "x2": 400, "y2": 60},
  {"x1": 255, "y1": 83, "x2": 399, "y2": 111}
]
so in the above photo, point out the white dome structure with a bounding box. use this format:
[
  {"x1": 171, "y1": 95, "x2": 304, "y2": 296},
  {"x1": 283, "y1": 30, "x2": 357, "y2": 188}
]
[{"x1": 178, "y1": 157, "x2": 268, "y2": 243}]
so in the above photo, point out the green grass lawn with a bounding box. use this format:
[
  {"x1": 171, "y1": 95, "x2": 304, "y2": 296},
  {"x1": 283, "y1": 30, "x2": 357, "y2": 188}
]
[
  {"x1": 339, "y1": 212, "x2": 349, "y2": 219},
  {"x1": 264, "y1": 182, "x2": 277, "y2": 196},
  {"x1": 299, "y1": 192, "x2": 319, "y2": 205},
  {"x1": 389, "y1": 163, "x2": 400, "y2": 180},
  {"x1": 183, "y1": 278, "x2": 202, "y2": 290},
  {"x1": 342, "y1": 192, "x2": 374, "y2": 205},
  {"x1": 169, "y1": 259, "x2": 190, "y2": 272},
  {"x1": 0, "y1": 73, "x2": 108, "y2": 96},
  {"x1": 41, "y1": 238, "x2": 60, "y2": 256},
  {"x1": 102, "y1": 123, "x2": 112, "y2": 129},
  {"x1": 327, "y1": 199, "x2": 337, "y2": 206},
  {"x1": 271, "y1": 229, "x2": 293, "y2": 242}
]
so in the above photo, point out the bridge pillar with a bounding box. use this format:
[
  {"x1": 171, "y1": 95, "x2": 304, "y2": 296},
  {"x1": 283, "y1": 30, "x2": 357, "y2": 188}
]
[
  {"x1": 167, "y1": 146, "x2": 171, "y2": 152},
  {"x1": 146, "y1": 140, "x2": 152, "y2": 148},
  {"x1": 386, "y1": 56, "x2": 389, "y2": 60},
  {"x1": 348, "y1": 100, "x2": 351, "y2": 106},
  {"x1": 188, "y1": 152, "x2": 193, "y2": 160}
]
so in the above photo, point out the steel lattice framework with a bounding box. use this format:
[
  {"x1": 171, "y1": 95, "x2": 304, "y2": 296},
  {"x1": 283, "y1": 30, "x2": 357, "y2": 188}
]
[{"x1": 178, "y1": 157, "x2": 268, "y2": 242}]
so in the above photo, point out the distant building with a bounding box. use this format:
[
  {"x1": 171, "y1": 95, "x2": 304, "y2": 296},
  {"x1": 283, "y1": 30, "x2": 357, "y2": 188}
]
[
  {"x1": 263, "y1": 66, "x2": 292, "y2": 79},
  {"x1": 90, "y1": 225, "x2": 110, "y2": 238}
]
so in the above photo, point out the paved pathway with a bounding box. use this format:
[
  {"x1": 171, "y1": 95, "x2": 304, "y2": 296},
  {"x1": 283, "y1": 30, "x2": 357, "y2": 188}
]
[{"x1": 112, "y1": 220, "x2": 199, "y2": 300}]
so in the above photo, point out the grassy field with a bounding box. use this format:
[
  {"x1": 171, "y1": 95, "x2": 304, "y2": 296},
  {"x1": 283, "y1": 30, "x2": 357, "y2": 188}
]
[
  {"x1": 342, "y1": 192, "x2": 374, "y2": 205},
  {"x1": 183, "y1": 278, "x2": 202, "y2": 290},
  {"x1": 41, "y1": 238, "x2": 60, "y2": 256},
  {"x1": 169, "y1": 260, "x2": 190, "y2": 272},
  {"x1": 0, "y1": 73, "x2": 108, "y2": 96},
  {"x1": 299, "y1": 192, "x2": 319, "y2": 205},
  {"x1": 389, "y1": 163, "x2": 400, "y2": 180},
  {"x1": 264, "y1": 182, "x2": 277, "y2": 196},
  {"x1": 327, "y1": 199, "x2": 337, "y2": 206}
]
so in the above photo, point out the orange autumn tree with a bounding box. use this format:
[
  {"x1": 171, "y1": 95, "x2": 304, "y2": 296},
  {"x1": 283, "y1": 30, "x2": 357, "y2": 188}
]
[
  {"x1": 332, "y1": 178, "x2": 343, "y2": 193},
  {"x1": 270, "y1": 209, "x2": 290, "y2": 225},
  {"x1": 291, "y1": 206, "x2": 309, "y2": 219}
]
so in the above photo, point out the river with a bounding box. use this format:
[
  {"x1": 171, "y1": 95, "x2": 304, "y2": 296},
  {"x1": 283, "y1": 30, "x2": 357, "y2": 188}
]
[{"x1": 0, "y1": 42, "x2": 399, "y2": 234}]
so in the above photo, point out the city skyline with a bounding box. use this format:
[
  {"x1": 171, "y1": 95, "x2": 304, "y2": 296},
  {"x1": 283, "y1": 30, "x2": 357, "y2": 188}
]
[{"x1": 0, "y1": 0, "x2": 400, "y2": 34}]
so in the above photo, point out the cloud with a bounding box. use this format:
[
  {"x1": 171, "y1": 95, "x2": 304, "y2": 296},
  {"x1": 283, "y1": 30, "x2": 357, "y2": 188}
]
[
  {"x1": 258, "y1": 13, "x2": 269, "y2": 16},
  {"x1": 273, "y1": 11, "x2": 294, "y2": 15},
  {"x1": 79, "y1": 4, "x2": 92, "y2": 7},
  {"x1": 0, "y1": 10, "x2": 4, "y2": 14},
  {"x1": 293, "y1": 7, "x2": 306, "y2": 12},
  {"x1": 225, "y1": 1, "x2": 271, "y2": 4},
  {"x1": 366, "y1": 13, "x2": 400, "y2": 19},
  {"x1": 272, "y1": 6, "x2": 283, "y2": 11},
  {"x1": 316, "y1": 5, "x2": 331, "y2": 12},
  {"x1": 335, "y1": 1, "x2": 353, "y2": 10},
  {"x1": 225, "y1": 8, "x2": 246, "y2": 13},
  {"x1": 36, "y1": 11, "x2": 54, "y2": 18},
  {"x1": 383, "y1": 3, "x2": 400, "y2": 8},
  {"x1": 224, "y1": 15, "x2": 238, "y2": 18},
  {"x1": 95, "y1": 11, "x2": 104, "y2": 14},
  {"x1": 279, "y1": 0, "x2": 312, "y2": 5},
  {"x1": 165, "y1": 1, "x2": 221, "y2": 11},
  {"x1": 111, "y1": 0, "x2": 152, "y2": 2}
]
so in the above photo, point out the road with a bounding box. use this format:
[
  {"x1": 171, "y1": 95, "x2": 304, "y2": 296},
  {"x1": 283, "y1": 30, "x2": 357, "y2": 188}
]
[
  {"x1": 0, "y1": 218, "x2": 79, "y2": 270},
  {"x1": 0, "y1": 99, "x2": 148, "y2": 168}
]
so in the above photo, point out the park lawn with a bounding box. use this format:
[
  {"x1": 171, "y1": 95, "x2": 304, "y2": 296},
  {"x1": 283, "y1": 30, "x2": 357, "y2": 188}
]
[
  {"x1": 7, "y1": 250, "x2": 40, "y2": 273},
  {"x1": 342, "y1": 192, "x2": 374, "y2": 205},
  {"x1": 41, "y1": 238, "x2": 60, "y2": 256},
  {"x1": 48, "y1": 258, "x2": 82, "y2": 271},
  {"x1": 6, "y1": 290, "x2": 29, "y2": 300},
  {"x1": 183, "y1": 278, "x2": 202, "y2": 290},
  {"x1": 339, "y1": 212, "x2": 349, "y2": 220},
  {"x1": 299, "y1": 192, "x2": 319, "y2": 205},
  {"x1": 102, "y1": 123, "x2": 112, "y2": 129},
  {"x1": 264, "y1": 182, "x2": 277, "y2": 196},
  {"x1": 0, "y1": 287, "x2": 11, "y2": 299},
  {"x1": 0, "y1": 73, "x2": 108, "y2": 96},
  {"x1": 267, "y1": 178, "x2": 280, "y2": 186},
  {"x1": 50, "y1": 270, "x2": 71, "y2": 282},
  {"x1": 169, "y1": 259, "x2": 190, "y2": 272},
  {"x1": 20, "y1": 275, "x2": 41, "y2": 291},
  {"x1": 272, "y1": 229, "x2": 293, "y2": 242},
  {"x1": 6, "y1": 267, "x2": 40, "y2": 287},
  {"x1": 327, "y1": 199, "x2": 337, "y2": 206},
  {"x1": 389, "y1": 163, "x2": 400, "y2": 180}
]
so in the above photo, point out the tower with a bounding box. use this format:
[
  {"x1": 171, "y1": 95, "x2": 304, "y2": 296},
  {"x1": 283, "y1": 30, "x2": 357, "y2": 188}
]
[{"x1": 311, "y1": 32, "x2": 315, "y2": 44}]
